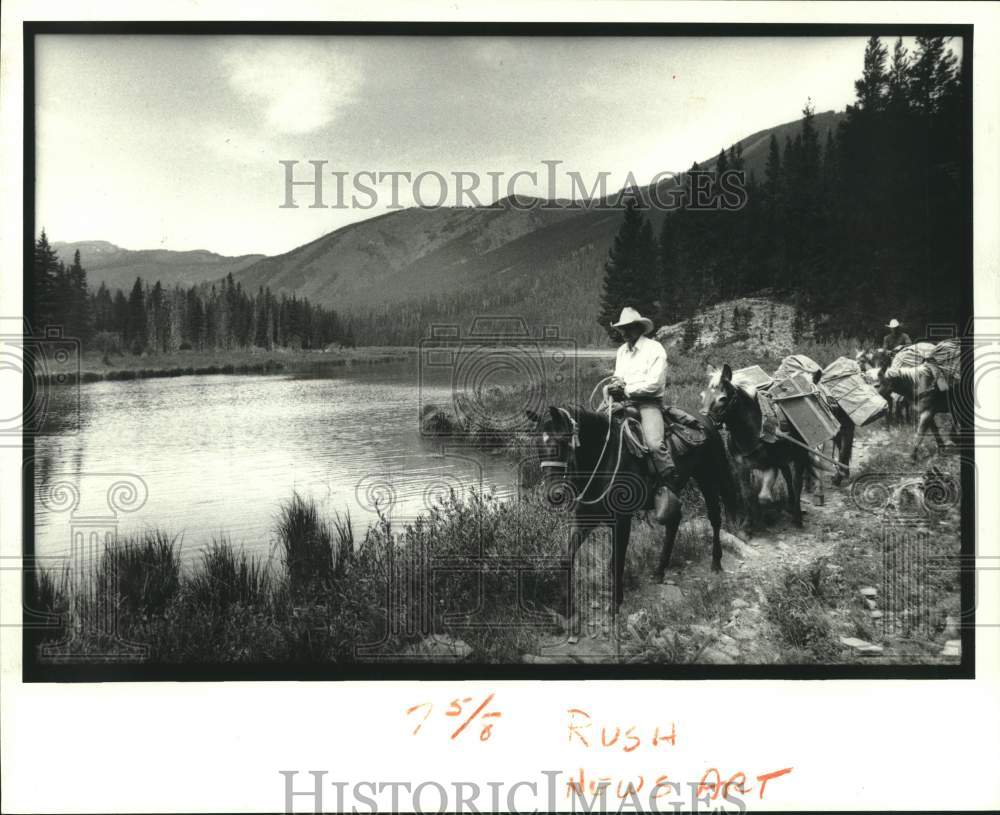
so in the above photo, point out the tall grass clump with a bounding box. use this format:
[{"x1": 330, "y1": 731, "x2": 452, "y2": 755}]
[
  {"x1": 277, "y1": 492, "x2": 335, "y2": 599},
  {"x1": 97, "y1": 531, "x2": 181, "y2": 617},
  {"x1": 31, "y1": 567, "x2": 69, "y2": 643},
  {"x1": 187, "y1": 537, "x2": 274, "y2": 611},
  {"x1": 763, "y1": 561, "x2": 841, "y2": 662}
]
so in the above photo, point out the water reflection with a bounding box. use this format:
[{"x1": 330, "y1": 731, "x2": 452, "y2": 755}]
[{"x1": 33, "y1": 360, "x2": 525, "y2": 565}]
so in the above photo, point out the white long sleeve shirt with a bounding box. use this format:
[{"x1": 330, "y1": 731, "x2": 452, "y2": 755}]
[{"x1": 614, "y1": 335, "x2": 667, "y2": 399}]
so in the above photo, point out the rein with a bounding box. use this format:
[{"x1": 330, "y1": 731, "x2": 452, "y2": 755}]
[{"x1": 539, "y1": 402, "x2": 630, "y2": 506}]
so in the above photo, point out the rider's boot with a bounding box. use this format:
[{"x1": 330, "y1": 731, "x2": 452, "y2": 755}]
[{"x1": 650, "y1": 441, "x2": 678, "y2": 492}]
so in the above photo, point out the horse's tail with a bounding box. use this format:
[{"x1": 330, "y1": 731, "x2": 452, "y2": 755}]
[{"x1": 701, "y1": 415, "x2": 746, "y2": 527}]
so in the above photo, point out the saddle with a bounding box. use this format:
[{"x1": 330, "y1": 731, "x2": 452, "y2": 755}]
[{"x1": 616, "y1": 403, "x2": 709, "y2": 461}]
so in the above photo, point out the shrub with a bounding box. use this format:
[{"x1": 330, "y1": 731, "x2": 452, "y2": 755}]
[{"x1": 90, "y1": 330, "x2": 123, "y2": 355}]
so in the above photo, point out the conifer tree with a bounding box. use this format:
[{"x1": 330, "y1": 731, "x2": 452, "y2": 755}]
[
  {"x1": 854, "y1": 36, "x2": 888, "y2": 112},
  {"x1": 126, "y1": 277, "x2": 147, "y2": 353},
  {"x1": 32, "y1": 230, "x2": 63, "y2": 332},
  {"x1": 598, "y1": 198, "x2": 657, "y2": 340},
  {"x1": 886, "y1": 37, "x2": 912, "y2": 112}
]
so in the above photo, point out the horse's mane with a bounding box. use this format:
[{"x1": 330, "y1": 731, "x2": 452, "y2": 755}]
[{"x1": 564, "y1": 404, "x2": 609, "y2": 438}]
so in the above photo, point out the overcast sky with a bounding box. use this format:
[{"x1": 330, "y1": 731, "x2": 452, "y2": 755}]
[{"x1": 35, "y1": 35, "x2": 954, "y2": 257}]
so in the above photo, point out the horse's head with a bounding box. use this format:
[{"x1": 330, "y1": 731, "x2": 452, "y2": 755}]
[
  {"x1": 857, "y1": 346, "x2": 890, "y2": 385},
  {"x1": 701, "y1": 363, "x2": 740, "y2": 422},
  {"x1": 525, "y1": 406, "x2": 580, "y2": 480}
]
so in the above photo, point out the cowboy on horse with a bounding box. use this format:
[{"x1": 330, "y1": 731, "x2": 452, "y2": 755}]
[
  {"x1": 605, "y1": 307, "x2": 677, "y2": 489},
  {"x1": 882, "y1": 318, "x2": 912, "y2": 352}
]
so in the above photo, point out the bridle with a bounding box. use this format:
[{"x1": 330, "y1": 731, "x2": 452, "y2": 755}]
[
  {"x1": 538, "y1": 405, "x2": 628, "y2": 506},
  {"x1": 539, "y1": 407, "x2": 581, "y2": 472},
  {"x1": 708, "y1": 381, "x2": 764, "y2": 457}
]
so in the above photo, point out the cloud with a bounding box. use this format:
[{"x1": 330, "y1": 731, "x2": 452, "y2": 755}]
[{"x1": 221, "y1": 39, "x2": 362, "y2": 134}]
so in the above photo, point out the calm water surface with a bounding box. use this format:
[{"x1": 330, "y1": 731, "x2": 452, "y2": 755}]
[{"x1": 33, "y1": 354, "x2": 611, "y2": 565}]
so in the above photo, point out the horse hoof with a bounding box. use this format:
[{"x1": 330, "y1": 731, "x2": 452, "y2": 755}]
[
  {"x1": 567, "y1": 634, "x2": 579, "y2": 645},
  {"x1": 711, "y1": 561, "x2": 723, "y2": 573}
]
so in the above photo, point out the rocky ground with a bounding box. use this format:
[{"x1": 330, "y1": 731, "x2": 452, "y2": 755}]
[{"x1": 519, "y1": 422, "x2": 965, "y2": 666}]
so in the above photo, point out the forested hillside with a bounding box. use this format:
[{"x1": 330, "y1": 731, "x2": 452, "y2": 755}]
[
  {"x1": 599, "y1": 35, "x2": 966, "y2": 345},
  {"x1": 32, "y1": 36, "x2": 965, "y2": 353}
]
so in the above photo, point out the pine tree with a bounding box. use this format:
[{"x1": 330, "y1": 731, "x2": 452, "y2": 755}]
[
  {"x1": 911, "y1": 36, "x2": 957, "y2": 116},
  {"x1": 681, "y1": 316, "x2": 699, "y2": 351},
  {"x1": 32, "y1": 230, "x2": 63, "y2": 332},
  {"x1": 657, "y1": 213, "x2": 686, "y2": 325},
  {"x1": 854, "y1": 36, "x2": 888, "y2": 112},
  {"x1": 65, "y1": 249, "x2": 91, "y2": 342},
  {"x1": 598, "y1": 198, "x2": 657, "y2": 340},
  {"x1": 126, "y1": 277, "x2": 147, "y2": 353},
  {"x1": 886, "y1": 37, "x2": 912, "y2": 112}
]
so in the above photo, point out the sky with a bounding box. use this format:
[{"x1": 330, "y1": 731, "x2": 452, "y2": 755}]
[{"x1": 34, "y1": 35, "x2": 956, "y2": 257}]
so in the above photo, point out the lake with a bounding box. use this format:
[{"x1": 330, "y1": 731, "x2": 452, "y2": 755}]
[{"x1": 32, "y1": 351, "x2": 612, "y2": 567}]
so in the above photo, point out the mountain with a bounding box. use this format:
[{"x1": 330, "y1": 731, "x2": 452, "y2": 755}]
[
  {"x1": 229, "y1": 111, "x2": 846, "y2": 330},
  {"x1": 231, "y1": 202, "x2": 620, "y2": 309},
  {"x1": 53, "y1": 241, "x2": 265, "y2": 293},
  {"x1": 698, "y1": 109, "x2": 844, "y2": 179}
]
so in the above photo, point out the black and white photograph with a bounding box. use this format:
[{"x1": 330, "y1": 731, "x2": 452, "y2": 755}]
[
  {"x1": 16, "y1": 24, "x2": 979, "y2": 678},
  {"x1": 5, "y1": 4, "x2": 1000, "y2": 813}
]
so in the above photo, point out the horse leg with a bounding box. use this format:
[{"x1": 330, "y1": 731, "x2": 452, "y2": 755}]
[
  {"x1": 562, "y1": 521, "x2": 593, "y2": 644},
  {"x1": 779, "y1": 460, "x2": 802, "y2": 527},
  {"x1": 610, "y1": 513, "x2": 632, "y2": 620},
  {"x1": 833, "y1": 420, "x2": 855, "y2": 486},
  {"x1": 652, "y1": 488, "x2": 683, "y2": 581},
  {"x1": 912, "y1": 409, "x2": 942, "y2": 461},
  {"x1": 702, "y1": 481, "x2": 724, "y2": 573},
  {"x1": 758, "y1": 466, "x2": 779, "y2": 504}
]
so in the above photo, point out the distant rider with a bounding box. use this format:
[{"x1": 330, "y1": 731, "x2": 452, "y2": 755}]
[
  {"x1": 605, "y1": 307, "x2": 676, "y2": 485},
  {"x1": 882, "y1": 318, "x2": 912, "y2": 351}
]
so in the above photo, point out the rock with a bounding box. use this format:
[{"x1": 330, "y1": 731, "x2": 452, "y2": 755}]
[
  {"x1": 689, "y1": 624, "x2": 717, "y2": 640},
  {"x1": 416, "y1": 634, "x2": 474, "y2": 660},
  {"x1": 717, "y1": 642, "x2": 741, "y2": 660},
  {"x1": 628, "y1": 610, "x2": 650, "y2": 629},
  {"x1": 700, "y1": 647, "x2": 737, "y2": 665},
  {"x1": 943, "y1": 616, "x2": 960, "y2": 639},
  {"x1": 864, "y1": 598, "x2": 878, "y2": 610},
  {"x1": 732, "y1": 599, "x2": 750, "y2": 609},
  {"x1": 840, "y1": 637, "x2": 872, "y2": 650},
  {"x1": 859, "y1": 586, "x2": 878, "y2": 598},
  {"x1": 870, "y1": 610, "x2": 883, "y2": 620},
  {"x1": 942, "y1": 639, "x2": 961, "y2": 658},
  {"x1": 660, "y1": 585, "x2": 685, "y2": 606},
  {"x1": 839, "y1": 636, "x2": 882, "y2": 653}
]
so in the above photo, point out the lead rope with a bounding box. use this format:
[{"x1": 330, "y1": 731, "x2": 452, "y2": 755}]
[{"x1": 571, "y1": 401, "x2": 629, "y2": 506}]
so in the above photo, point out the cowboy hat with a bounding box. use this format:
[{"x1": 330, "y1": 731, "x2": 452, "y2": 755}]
[
  {"x1": 886, "y1": 318, "x2": 902, "y2": 329},
  {"x1": 611, "y1": 307, "x2": 654, "y2": 335}
]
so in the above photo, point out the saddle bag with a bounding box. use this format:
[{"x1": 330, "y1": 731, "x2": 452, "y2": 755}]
[{"x1": 662, "y1": 405, "x2": 708, "y2": 459}]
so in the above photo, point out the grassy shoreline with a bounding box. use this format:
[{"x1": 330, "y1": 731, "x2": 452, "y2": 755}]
[{"x1": 38, "y1": 346, "x2": 420, "y2": 384}]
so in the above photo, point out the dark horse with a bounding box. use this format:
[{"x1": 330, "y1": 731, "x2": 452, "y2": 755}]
[
  {"x1": 701, "y1": 364, "x2": 816, "y2": 528},
  {"x1": 528, "y1": 404, "x2": 742, "y2": 640}
]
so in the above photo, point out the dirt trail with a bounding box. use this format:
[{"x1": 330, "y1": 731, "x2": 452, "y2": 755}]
[{"x1": 526, "y1": 432, "x2": 963, "y2": 665}]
